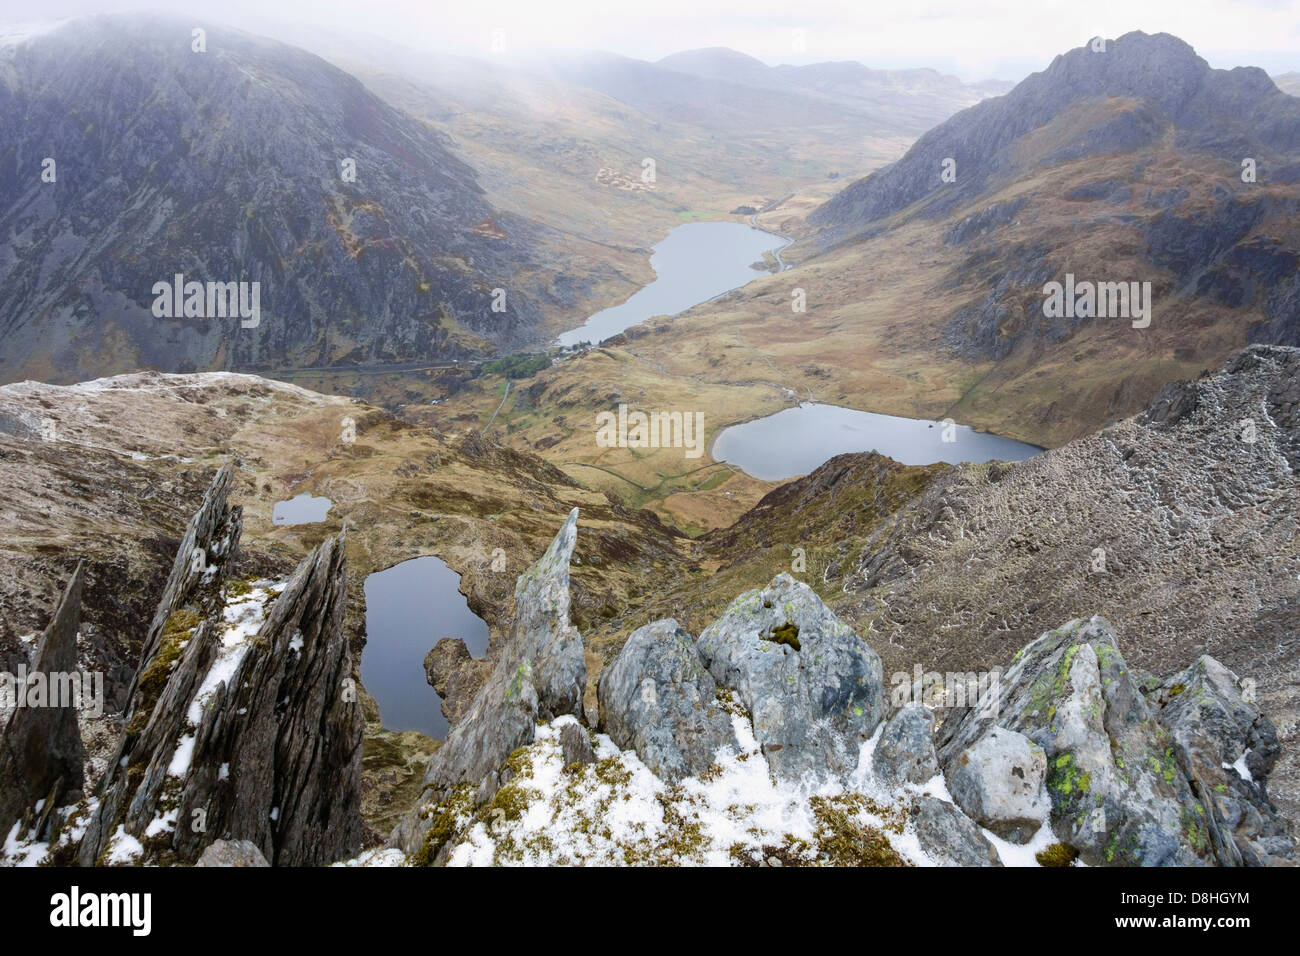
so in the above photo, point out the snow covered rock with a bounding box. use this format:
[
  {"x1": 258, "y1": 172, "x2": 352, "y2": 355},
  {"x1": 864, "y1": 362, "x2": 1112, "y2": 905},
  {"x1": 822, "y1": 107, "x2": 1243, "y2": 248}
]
[
  {"x1": 194, "y1": 839, "x2": 269, "y2": 867},
  {"x1": 597, "y1": 619, "x2": 737, "y2": 783},
  {"x1": 78, "y1": 465, "x2": 364, "y2": 866},
  {"x1": 946, "y1": 726, "x2": 1047, "y2": 843},
  {"x1": 874, "y1": 703, "x2": 938, "y2": 788},
  {"x1": 695, "y1": 573, "x2": 885, "y2": 784}
]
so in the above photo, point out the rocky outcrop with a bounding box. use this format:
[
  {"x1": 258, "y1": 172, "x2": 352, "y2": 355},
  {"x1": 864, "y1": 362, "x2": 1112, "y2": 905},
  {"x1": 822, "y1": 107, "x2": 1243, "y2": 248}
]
[
  {"x1": 1147, "y1": 656, "x2": 1293, "y2": 866},
  {"x1": 936, "y1": 617, "x2": 1295, "y2": 866},
  {"x1": 597, "y1": 619, "x2": 737, "y2": 782},
  {"x1": 194, "y1": 839, "x2": 270, "y2": 867},
  {"x1": 424, "y1": 639, "x2": 492, "y2": 727},
  {"x1": 912, "y1": 795, "x2": 1002, "y2": 867},
  {"x1": 0, "y1": 562, "x2": 86, "y2": 841},
  {"x1": 695, "y1": 573, "x2": 885, "y2": 784},
  {"x1": 392, "y1": 508, "x2": 586, "y2": 856},
  {"x1": 873, "y1": 702, "x2": 938, "y2": 788},
  {"x1": 946, "y1": 727, "x2": 1048, "y2": 843},
  {"x1": 381, "y1": 506, "x2": 1293, "y2": 866},
  {"x1": 78, "y1": 464, "x2": 364, "y2": 866}
]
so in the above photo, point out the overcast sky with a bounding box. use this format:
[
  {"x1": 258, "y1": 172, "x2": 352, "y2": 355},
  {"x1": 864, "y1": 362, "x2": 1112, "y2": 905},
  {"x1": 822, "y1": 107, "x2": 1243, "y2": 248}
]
[{"x1": 3, "y1": 0, "x2": 1299, "y2": 80}]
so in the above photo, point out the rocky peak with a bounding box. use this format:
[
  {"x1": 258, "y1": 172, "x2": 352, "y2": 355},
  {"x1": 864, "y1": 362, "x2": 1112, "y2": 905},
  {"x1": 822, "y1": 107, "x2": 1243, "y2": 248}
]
[
  {"x1": 72, "y1": 463, "x2": 363, "y2": 866},
  {"x1": 392, "y1": 508, "x2": 587, "y2": 860},
  {"x1": 0, "y1": 561, "x2": 86, "y2": 842},
  {"x1": 390, "y1": 520, "x2": 1294, "y2": 866},
  {"x1": 811, "y1": 31, "x2": 1300, "y2": 245}
]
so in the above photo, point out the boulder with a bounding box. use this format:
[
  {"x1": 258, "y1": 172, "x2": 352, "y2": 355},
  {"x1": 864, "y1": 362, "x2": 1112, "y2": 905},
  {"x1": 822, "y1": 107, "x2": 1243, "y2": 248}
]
[
  {"x1": 1146, "y1": 655, "x2": 1295, "y2": 865},
  {"x1": 946, "y1": 726, "x2": 1047, "y2": 843},
  {"x1": 695, "y1": 573, "x2": 884, "y2": 784},
  {"x1": 873, "y1": 703, "x2": 938, "y2": 788},
  {"x1": 912, "y1": 796, "x2": 1002, "y2": 867},
  {"x1": 937, "y1": 617, "x2": 1222, "y2": 866},
  {"x1": 194, "y1": 839, "x2": 269, "y2": 867},
  {"x1": 559, "y1": 722, "x2": 597, "y2": 768},
  {"x1": 597, "y1": 619, "x2": 737, "y2": 782}
]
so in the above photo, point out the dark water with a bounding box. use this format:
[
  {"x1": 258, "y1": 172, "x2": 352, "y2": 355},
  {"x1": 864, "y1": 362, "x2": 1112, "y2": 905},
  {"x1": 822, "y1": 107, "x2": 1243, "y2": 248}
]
[
  {"x1": 556, "y1": 221, "x2": 787, "y2": 347},
  {"x1": 712, "y1": 403, "x2": 1042, "y2": 481},
  {"x1": 361, "y1": 556, "x2": 490, "y2": 738},
  {"x1": 272, "y1": 492, "x2": 331, "y2": 525}
]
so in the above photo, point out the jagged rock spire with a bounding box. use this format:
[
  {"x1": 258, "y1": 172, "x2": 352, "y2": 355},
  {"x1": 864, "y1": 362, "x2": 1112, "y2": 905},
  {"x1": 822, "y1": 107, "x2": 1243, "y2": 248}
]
[
  {"x1": 0, "y1": 562, "x2": 86, "y2": 841},
  {"x1": 392, "y1": 508, "x2": 586, "y2": 857}
]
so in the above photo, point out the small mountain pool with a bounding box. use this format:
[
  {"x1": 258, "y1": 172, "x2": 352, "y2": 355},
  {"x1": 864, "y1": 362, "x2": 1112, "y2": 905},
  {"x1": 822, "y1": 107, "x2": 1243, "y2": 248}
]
[
  {"x1": 361, "y1": 556, "x2": 490, "y2": 738},
  {"x1": 712, "y1": 403, "x2": 1042, "y2": 481},
  {"x1": 272, "y1": 493, "x2": 332, "y2": 525}
]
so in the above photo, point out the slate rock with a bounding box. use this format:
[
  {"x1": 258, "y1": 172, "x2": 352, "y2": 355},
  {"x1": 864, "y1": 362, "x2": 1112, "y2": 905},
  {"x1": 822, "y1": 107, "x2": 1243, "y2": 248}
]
[
  {"x1": 598, "y1": 619, "x2": 737, "y2": 782},
  {"x1": 695, "y1": 573, "x2": 884, "y2": 784}
]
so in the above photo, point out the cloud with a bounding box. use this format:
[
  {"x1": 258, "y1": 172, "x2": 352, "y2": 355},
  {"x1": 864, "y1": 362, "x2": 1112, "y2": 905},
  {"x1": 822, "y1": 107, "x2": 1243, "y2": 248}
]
[{"x1": 4, "y1": 0, "x2": 1299, "y2": 79}]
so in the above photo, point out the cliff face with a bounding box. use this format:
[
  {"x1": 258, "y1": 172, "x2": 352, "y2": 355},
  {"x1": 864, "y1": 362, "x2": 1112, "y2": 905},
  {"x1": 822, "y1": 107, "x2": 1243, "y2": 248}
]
[
  {"x1": 0, "y1": 15, "x2": 560, "y2": 384},
  {"x1": 73, "y1": 465, "x2": 364, "y2": 866}
]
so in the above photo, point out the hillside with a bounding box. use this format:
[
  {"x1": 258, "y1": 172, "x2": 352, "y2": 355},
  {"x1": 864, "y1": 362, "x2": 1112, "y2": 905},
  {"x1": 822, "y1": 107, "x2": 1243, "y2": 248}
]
[
  {"x1": 3, "y1": 348, "x2": 1295, "y2": 867},
  {"x1": 447, "y1": 31, "x2": 1300, "y2": 483},
  {"x1": 0, "y1": 16, "x2": 617, "y2": 384}
]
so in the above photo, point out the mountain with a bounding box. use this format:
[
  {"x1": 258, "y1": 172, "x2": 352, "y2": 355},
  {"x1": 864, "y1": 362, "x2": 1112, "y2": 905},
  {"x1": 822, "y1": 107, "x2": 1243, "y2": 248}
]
[
  {"x1": 1276, "y1": 72, "x2": 1300, "y2": 96},
  {"x1": 0, "y1": 15, "x2": 591, "y2": 385},
  {"x1": 812, "y1": 32, "x2": 1300, "y2": 245},
  {"x1": 655, "y1": 47, "x2": 787, "y2": 89},
  {"x1": 3, "y1": 351, "x2": 1295, "y2": 866},
  {"x1": 490, "y1": 31, "x2": 1300, "y2": 459}
]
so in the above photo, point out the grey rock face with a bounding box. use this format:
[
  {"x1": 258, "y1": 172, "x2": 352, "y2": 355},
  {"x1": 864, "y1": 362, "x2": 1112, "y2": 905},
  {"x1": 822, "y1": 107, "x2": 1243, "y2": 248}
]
[
  {"x1": 80, "y1": 465, "x2": 364, "y2": 866},
  {"x1": 597, "y1": 619, "x2": 737, "y2": 783},
  {"x1": 946, "y1": 726, "x2": 1048, "y2": 843},
  {"x1": 1147, "y1": 656, "x2": 1295, "y2": 865},
  {"x1": 0, "y1": 15, "x2": 555, "y2": 385},
  {"x1": 194, "y1": 839, "x2": 270, "y2": 867},
  {"x1": 873, "y1": 703, "x2": 938, "y2": 788},
  {"x1": 394, "y1": 508, "x2": 586, "y2": 855},
  {"x1": 938, "y1": 617, "x2": 1222, "y2": 866},
  {"x1": 695, "y1": 573, "x2": 884, "y2": 784},
  {"x1": 0, "y1": 562, "x2": 86, "y2": 841},
  {"x1": 912, "y1": 796, "x2": 1002, "y2": 867}
]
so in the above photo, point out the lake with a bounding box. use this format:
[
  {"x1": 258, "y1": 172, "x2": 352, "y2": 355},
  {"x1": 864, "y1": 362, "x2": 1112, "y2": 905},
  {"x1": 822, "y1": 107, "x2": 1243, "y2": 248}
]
[
  {"x1": 555, "y1": 220, "x2": 787, "y2": 348},
  {"x1": 272, "y1": 492, "x2": 332, "y2": 525},
  {"x1": 361, "y1": 556, "x2": 490, "y2": 738},
  {"x1": 712, "y1": 403, "x2": 1042, "y2": 481}
]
